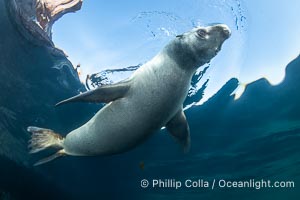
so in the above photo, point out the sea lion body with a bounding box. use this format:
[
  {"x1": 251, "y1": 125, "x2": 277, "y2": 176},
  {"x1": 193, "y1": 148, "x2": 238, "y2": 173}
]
[
  {"x1": 64, "y1": 54, "x2": 192, "y2": 155},
  {"x1": 27, "y1": 24, "x2": 231, "y2": 165}
]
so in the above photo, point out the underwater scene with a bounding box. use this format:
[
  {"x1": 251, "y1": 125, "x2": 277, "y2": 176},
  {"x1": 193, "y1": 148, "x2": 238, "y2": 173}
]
[{"x1": 0, "y1": 0, "x2": 300, "y2": 199}]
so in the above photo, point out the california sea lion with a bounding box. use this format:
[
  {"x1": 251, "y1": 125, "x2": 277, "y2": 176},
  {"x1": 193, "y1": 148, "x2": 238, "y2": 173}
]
[{"x1": 28, "y1": 24, "x2": 231, "y2": 165}]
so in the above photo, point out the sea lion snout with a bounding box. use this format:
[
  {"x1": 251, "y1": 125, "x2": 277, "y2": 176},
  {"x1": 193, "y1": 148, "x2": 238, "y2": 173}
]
[
  {"x1": 219, "y1": 24, "x2": 231, "y2": 39},
  {"x1": 211, "y1": 24, "x2": 231, "y2": 39}
]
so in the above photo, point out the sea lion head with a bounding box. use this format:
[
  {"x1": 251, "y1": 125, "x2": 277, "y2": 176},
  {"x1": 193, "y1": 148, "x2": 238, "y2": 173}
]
[{"x1": 166, "y1": 24, "x2": 231, "y2": 70}]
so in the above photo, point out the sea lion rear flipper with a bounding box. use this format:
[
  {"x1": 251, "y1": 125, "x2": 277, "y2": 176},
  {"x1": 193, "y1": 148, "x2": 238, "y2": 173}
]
[
  {"x1": 165, "y1": 109, "x2": 190, "y2": 153},
  {"x1": 56, "y1": 79, "x2": 131, "y2": 106},
  {"x1": 27, "y1": 126, "x2": 66, "y2": 166},
  {"x1": 34, "y1": 149, "x2": 66, "y2": 166}
]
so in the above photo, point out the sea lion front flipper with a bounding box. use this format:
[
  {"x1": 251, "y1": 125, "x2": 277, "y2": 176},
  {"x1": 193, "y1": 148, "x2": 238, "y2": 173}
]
[
  {"x1": 56, "y1": 79, "x2": 131, "y2": 106},
  {"x1": 166, "y1": 109, "x2": 190, "y2": 153}
]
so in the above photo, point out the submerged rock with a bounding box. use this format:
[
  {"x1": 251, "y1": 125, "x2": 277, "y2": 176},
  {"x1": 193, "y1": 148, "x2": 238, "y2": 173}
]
[
  {"x1": 1, "y1": 0, "x2": 87, "y2": 166},
  {"x1": 0, "y1": 0, "x2": 96, "y2": 199},
  {"x1": 35, "y1": 0, "x2": 83, "y2": 38},
  {"x1": 5, "y1": 0, "x2": 82, "y2": 56}
]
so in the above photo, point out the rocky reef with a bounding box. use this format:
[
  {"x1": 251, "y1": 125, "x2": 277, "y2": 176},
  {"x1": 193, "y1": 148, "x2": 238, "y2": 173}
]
[
  {"x1": 5, "y1": 0, "x2": 82, "y2": 55},
  {"x1": 1, "y1": 0, "x2": 86, "y2": 168},
  {"x1": 0, "y1": 0, "x2": 96, "y2": 199},
  {"x1": 35, "y1": 0, "x2": 83, "y2": 38}
]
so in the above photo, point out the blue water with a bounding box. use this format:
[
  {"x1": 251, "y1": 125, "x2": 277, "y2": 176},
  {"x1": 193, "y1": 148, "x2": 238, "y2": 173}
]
[{"x1": 0, "y1": 0, "x2": 300, "y2": 199}]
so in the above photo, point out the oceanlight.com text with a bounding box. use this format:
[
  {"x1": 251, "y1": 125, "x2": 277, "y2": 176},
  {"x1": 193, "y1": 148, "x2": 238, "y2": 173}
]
[{"x1": 140, "y1": 179, "x2": 295, "y2": 190}]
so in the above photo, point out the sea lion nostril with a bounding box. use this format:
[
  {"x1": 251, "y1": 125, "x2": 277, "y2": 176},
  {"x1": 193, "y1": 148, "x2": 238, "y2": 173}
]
[
  {"x1": 211, "y1": 24, "x2": 231, "y2": 38},
  {"x1": 223, "y1": 29, "x2": 231, "y2": 38},
  {"x1": 220, "y1": 26, "x2": 231, "y2": 38}
]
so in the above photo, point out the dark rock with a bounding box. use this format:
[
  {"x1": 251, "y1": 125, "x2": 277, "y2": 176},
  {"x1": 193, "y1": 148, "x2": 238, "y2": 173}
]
[
  {"x1": 0, "y1": 0, "x2": 97, "y2": 199},
  {"x1": 35, "y1": 0, "x2": 83, "y2": 38}
]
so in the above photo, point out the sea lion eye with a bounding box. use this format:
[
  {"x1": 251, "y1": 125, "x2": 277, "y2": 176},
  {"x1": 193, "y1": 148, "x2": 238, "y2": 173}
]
[{"x1": 197, "y1": 29, "x2": 208, "y2": 39}]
